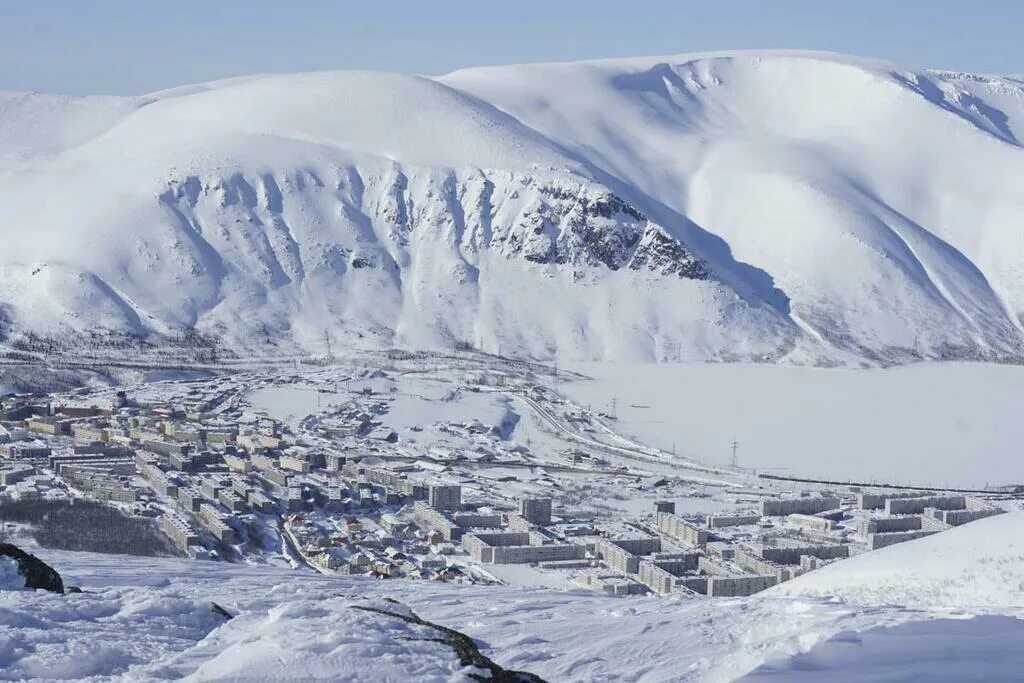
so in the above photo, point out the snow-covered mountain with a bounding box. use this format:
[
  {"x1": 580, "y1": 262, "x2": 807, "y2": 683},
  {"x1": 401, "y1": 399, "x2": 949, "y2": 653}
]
[{"x1": 3, "y1": 51, "x2": 1024, "y2": 364}]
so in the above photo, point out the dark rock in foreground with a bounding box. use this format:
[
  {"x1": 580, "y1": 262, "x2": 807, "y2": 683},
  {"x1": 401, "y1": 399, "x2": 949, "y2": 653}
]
[
  {"x1": 0, "y1": 543, "x2": 65, "y2": 593},
  {"x1": 353, "y1": 603, "x2": 546, "y2": 682}
]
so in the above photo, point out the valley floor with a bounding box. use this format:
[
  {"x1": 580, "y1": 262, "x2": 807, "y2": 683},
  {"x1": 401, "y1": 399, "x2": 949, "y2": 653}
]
[{"x1": 566, "y1": 361, "x2": 1024, "y2": 488}]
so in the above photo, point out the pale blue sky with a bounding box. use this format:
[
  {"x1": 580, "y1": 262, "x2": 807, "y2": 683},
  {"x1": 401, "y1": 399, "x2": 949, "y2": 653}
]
[{"x1": 2, "y1": 0, "x2": 1021, "y2": 95}]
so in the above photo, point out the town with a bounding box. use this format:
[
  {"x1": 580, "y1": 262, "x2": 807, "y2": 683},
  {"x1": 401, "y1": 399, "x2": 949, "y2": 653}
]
[{"x1": 0, "y1": 351, "x2": 1014, "y2": 597}]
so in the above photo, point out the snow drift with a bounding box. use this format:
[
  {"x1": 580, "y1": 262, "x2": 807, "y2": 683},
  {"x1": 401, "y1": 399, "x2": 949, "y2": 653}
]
[
  {"x1": 768, "y1": 510, "x2": 1024, "y2": 610},
  {"x1": 2, "y1": 520, "x2": 1023, "y2": 682},
  {"x1": 3, "y1": 51, "x2": 1024, "y2": 364}
]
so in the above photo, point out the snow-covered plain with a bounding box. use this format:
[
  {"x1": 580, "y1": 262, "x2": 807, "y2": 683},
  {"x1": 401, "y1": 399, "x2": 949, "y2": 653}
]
[
  {"x1": 564, "y1": 361, "x2": 1024, "y2": 488},
  {"x1": 1, "y1": 512, "x2": 1021, "y2": 682},
  {"x1": 248, "y1": 376, "x2": 517, "y2": 436},
  {"x1": 2, "y1": 51, "x2": 1024, "y2": 365}
]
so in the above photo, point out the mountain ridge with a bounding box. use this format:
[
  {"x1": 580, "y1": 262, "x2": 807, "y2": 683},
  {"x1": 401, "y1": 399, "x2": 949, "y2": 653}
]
[{"x1": 2, "y1": 50, "x2": 1023, "y2": 365}]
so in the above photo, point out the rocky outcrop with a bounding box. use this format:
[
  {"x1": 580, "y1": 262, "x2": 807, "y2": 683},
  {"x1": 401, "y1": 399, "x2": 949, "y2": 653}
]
[
  {"x1": 628, "y1": 225, "x2": 710, "y2": 279},
  {"x1": 503, "y1": 182, "x2": 706, "y2": 278},
  {"x1": 0, "y1": 543, "x2": 65, "y2": 593},
  {"x1": 211, "y1": 602, "x2": 235, "y2": 620},
  {"x1": 353, "y1": 602, "x2": 547, "y2": 682}
]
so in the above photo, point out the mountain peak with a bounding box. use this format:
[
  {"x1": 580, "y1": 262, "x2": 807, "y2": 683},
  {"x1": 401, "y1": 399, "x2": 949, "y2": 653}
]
[{"x1": 1, "y1": 52, "x2": 1023, "y2": 365}]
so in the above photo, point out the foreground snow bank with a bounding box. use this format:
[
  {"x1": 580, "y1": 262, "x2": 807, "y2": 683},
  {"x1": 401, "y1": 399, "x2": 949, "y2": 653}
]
[
  {"x1": 769, "y1": 512, "x2": 1024, "y2": 611},
  {"x1": 152, "y1": 597, "x2": 519, "y2": 682},
  {"x1": 1, "y1": 538, "x2": 1022, "y2": 681},
  {"x1": 0, "y1": 557, "x2": 25, "y2": 592},
  {"x1": 741, "y1": 616, "x2": 1024, "y2": 682}
]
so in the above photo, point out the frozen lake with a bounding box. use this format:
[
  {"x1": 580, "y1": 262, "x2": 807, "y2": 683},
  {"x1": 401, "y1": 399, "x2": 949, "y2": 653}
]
[{"x1": 565, "y1": 362, "x2": 1024, "y2": 489}]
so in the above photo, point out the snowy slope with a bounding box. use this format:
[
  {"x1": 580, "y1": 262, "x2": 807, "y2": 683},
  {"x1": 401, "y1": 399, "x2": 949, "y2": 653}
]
[
  {"x1": 769, "y1": 511, "x2": 1024, "y2": 610},
  {"x1": 2, "y1": 514, "x2": 1023, "y2": 683},
  {"x1": 3, "y1": 51, "x2": 1024, "y2": 363},
  {"x1": 741, "y1": 511, "x2": 1024, "y2": 680},
  {"x1": 445, "y1": 51, "x2": 1024, "y2": 363}
]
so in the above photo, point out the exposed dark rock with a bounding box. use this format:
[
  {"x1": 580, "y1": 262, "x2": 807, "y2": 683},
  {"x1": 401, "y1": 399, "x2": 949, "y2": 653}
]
[
  {"x1": 507, "y1": 183, "x2": 708, "y2": 281},
  {"x1": 628, "y1": 226, "x2": 710, "y2": 279},
  {"x1": 353, "y1": 604, "x2": 547, "y2": 682},
  {"x1": 66, "y1": 586, "x2": 83, "y2": 594},
  {"x1": 211, "y1": 602, "x2": 234, "y2": 620},
  {"x1": 0, "y1": 543, "x2": 64, "y2": 593}
]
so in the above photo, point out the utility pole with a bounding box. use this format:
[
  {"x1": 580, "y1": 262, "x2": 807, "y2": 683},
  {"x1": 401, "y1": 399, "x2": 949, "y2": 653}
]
[
  {"x1": 730, "y1": 440, "x2": 739, "y2": 468},
  {"x1": 552, "y1": 361, "x2": 559, "y2": 401},
  {"x1": 610, "y1": 396, "x2": 617, "y2": 419},
  {"x1": 324, "y1": 328, "x2": 333, "y2": 360}
]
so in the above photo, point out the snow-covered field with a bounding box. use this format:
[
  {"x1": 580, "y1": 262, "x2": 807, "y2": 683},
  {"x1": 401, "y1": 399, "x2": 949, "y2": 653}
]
[
  {"x1": 565, "y1": 361, "x2": 1024, "y2": 488},
  {"x1": 2, "y1": 512, "x2": 1022, "y2": 682},
  {"x1": 248, "y1": 376, "x2": 517, "y2": 436}
]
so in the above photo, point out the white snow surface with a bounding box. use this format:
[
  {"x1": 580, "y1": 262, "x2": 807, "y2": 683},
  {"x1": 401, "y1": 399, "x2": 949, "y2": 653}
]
[
  {"x1": 741, "y1": 616, "x2": 1024, "y2": 682},
  {"x1": 770, "y1": 511, "x2": 1024, "y2": 610},
  {"x1": 3, "y1": 50, "x2": 1024, "y2": 364},
  {"x1": 564, "y1": 361, "x2": 1024, "y2": 487},
  {"x1": 0, "y1": 557, "x2": 25, "y2": 591},
  {"x1": 1, "y1": 511, "x2": 1021, "y2": 681}
]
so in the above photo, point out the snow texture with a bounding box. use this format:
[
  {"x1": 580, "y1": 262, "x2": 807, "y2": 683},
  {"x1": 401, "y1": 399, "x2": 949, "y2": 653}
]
[
  {"x1": 2, "y1": 51, "x2": 1024, "y2": 364},
  {"x1": 563, "y1": 361, "x2": 1024, "y2": 487},
  {"x1": 0, "y1": 557, "x2": 25, "y2": 592},
  {"x1": 0, "y1": 511, "x2": 1020, "y2": 681}
]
